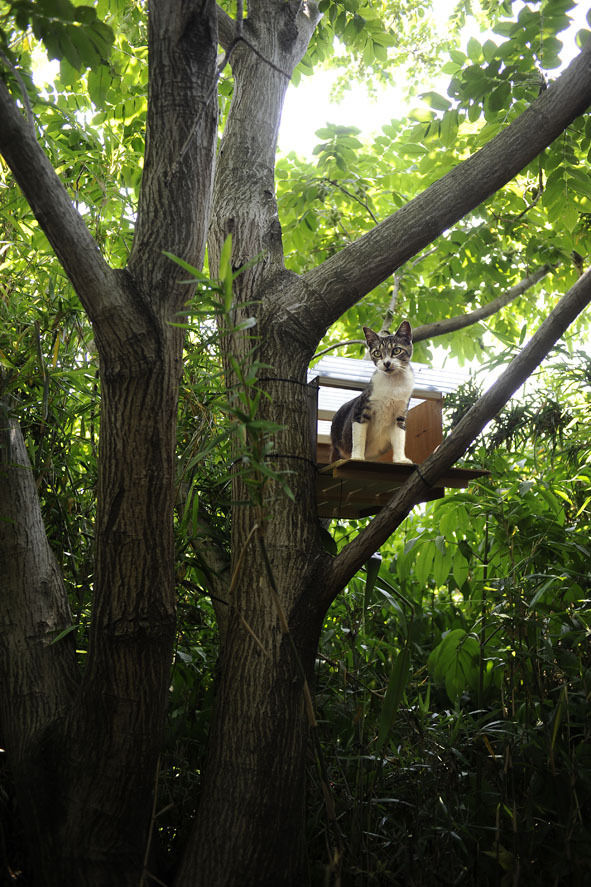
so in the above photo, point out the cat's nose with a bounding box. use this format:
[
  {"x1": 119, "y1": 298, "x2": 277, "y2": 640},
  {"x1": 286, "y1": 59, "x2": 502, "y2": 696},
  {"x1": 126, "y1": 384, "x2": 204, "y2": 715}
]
[{"x1": 383, "y1": 360, "x2": 391, "y2": 368}]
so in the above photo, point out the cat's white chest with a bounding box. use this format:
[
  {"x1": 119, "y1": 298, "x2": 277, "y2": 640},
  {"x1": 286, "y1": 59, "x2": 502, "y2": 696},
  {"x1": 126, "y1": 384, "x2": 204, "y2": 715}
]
[
  {"x1": 369, "y1": 367, "x2": 414, "y2": 411},
  {"x1": 365, "y1": 368, "x2": 414, "y2": 457}
]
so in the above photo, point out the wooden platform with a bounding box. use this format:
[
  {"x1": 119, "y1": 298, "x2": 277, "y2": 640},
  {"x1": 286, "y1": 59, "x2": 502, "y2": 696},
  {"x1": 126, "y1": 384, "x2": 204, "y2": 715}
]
[
  {"x1": 308, "y1": 357, "x2": 487, "y2": 519},
  {"x1": 317, "y1": 459, "x2": 489, "y2": 519}
]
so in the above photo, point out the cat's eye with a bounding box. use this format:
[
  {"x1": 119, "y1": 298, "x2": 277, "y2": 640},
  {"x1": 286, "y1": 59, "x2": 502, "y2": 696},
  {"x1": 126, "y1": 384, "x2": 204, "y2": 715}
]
[
  {"x1": 371, "y1": 349, "x2": 381, "y2": 358},
  {"x1": 392, "y1": 347, "x2": 403, "y2": 355}
]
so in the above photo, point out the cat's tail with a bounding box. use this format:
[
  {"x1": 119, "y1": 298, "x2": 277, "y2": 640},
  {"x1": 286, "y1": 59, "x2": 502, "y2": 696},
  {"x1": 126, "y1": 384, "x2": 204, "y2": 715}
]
[{"x1": 329, "y1": 445, "x2": 346, "y2": 463}]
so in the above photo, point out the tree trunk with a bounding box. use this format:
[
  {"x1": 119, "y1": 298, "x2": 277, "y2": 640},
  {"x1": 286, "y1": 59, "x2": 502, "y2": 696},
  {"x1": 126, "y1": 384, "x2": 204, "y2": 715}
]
[
  {"x1": 177, "y1": 303, "x2": 329, "y2": 884},
  {"x1": 175, "y1": 4, "x2": 326, "y2": 880},
  {"x1": 0, "y1": 409, "x2": 79, "y2": 876},
  {"x1": 0, "y1": 0, "x2": 219, "y2": 882},
  {"x1": 55, "y1": 340, "x2": 181, "y2": 884}
]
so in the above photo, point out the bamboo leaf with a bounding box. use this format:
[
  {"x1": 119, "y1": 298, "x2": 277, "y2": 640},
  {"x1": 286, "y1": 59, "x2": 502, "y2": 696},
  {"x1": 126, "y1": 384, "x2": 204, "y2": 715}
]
[{"x1": 375, "y1": 646, "x2": 411, "y2": 754}]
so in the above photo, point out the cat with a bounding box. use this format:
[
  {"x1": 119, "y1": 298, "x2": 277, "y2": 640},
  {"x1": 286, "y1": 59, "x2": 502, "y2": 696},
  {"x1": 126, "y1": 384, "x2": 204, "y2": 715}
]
[{"x1": 330, "y1": 322, "x2": 415, "y2": 464}]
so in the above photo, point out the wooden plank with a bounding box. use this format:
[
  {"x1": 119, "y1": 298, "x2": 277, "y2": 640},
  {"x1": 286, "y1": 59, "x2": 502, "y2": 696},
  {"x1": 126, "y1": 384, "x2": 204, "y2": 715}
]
[
  {"x1": 316, "y1": 458, "x2": 488, "y2": 519},
  {"x1": 407, "y1": 398, "x2": 442, "y2": 464},
  {"x1": 317, "y1": 379, "x2": 443, "y2": 401},
  {"x1": 323, "y1": 459, "x2": 488, "y2": 484}
]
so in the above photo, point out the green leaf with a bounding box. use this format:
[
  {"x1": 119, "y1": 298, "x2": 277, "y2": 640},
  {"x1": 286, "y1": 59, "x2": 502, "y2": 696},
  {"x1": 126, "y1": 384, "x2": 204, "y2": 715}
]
[
  {"x1": 449, "y1": 49, "x2": 466, "y2": 65},
  {"x1": 375, "y1": 647, "x2": 411, "y2": 753},
  {"x1": 49, "y1": 624, "x2": 77, "y2": 645},
  {"x1": 482, "y1": 39, "x2": 498, "y2": 62},
  {"x1": 466, "y1": 36, "x2": 482, "y2": 62},
  {"x1": 488, "y1": 81, "x2": 511, "y2": 113},
  {"x1": 421, "y1": 91, "x2": 451, "y2": 112},
  {"x1": 440, "y1": 109, "x2": 459, "y2": 147},
  {"x1": 87, "y1": 65, "x2": 111, "y2": 107},
  {"x1": 414, "y1": 541, "x2": 435, "y2": 586},
  {"x1": 432, "y1": 541, "x2": 453, "y2": 586},
  {"x1": 364, "y1": 555, "x2": 381, "y2": 612},
  {"x1": 428, "y1": 629, "x2": 479, "y2": 701},
  {"x1": 452, "y1": 547, "x2": 470, "y2": 588}
]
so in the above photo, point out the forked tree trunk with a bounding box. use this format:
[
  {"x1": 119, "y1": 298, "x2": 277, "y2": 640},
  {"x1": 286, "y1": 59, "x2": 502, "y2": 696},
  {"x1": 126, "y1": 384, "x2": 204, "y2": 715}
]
[
  {"x1": 0, "y1": 0, "x2": 219, "y2": 883},
  {"x1": 176, "y1": 9, "x2": 591, "y2": 887},
  {"x1": 2, "y1": 1, "x2": 591, "y2": 884}
]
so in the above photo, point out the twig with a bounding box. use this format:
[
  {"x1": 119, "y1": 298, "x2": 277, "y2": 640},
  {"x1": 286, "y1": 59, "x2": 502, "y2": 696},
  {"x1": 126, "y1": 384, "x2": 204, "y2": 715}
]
[
  {"x1": 312, "y1": 263, "x2": 555, "y2": 360},
  {"x1": 140, "y1": 758, "x2": 165, "y2": 887},
  {"x1": 412, "y1": 264, "x2": 554, "y2": 342},
  {"x1": 380, "y1": 246, "x2": 437, "y2": 334},
  {"x1": 324, "y1": 177, "x2": 379, "y2": 224},
  {"x1": 380, "y1": 272, "x2": 402, "y2": 335},
  {"x1": 312, "y1": 339, "x2": 365, "y2": 359}
]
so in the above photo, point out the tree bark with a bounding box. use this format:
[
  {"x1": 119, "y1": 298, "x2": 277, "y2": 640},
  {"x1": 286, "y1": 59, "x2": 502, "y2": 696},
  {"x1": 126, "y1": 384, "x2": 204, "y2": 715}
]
[
  {"x1": 176, "y1": 4, "x2": 327, "y2": 884},
  {"x1": 0, "y1": 1, "x2": 219, "y2": 883},
  {"x1": 177, "y1": 14, "x2": 591, "y2": 887},
  {"x1": 0, "y1": 409, "x2": 79, "y2": 875}
]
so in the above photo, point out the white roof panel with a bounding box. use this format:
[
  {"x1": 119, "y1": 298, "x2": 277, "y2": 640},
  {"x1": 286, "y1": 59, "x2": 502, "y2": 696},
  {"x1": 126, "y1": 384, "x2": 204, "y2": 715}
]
[{"x1": 308, "y1": 356, "x2": 466, "y2": 397}]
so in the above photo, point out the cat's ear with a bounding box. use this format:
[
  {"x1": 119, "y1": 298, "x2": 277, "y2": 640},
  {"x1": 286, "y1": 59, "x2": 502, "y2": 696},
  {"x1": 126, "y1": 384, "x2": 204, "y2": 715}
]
[
  {"x1": 363, "y1": 326, "x2": 380, "y2": 347},
  {"x1": 396, "y1": 321, "x2": 412, "y2": 342}
]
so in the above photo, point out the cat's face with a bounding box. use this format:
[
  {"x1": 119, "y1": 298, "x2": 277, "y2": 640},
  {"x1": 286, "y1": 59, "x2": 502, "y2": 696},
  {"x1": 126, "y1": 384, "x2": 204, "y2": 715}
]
[{"x1": 363, "y1": 322, "x2": 413, "y2": 375}]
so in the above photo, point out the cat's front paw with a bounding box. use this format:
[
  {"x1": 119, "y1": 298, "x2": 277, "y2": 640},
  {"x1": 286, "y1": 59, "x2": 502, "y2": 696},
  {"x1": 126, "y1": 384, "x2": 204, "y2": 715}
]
[
  {"x1": 393, "y1": 455, "x2": 413, "y2": 464},
  {"x1": 351, "y1": 451, "x2": 366, "y2": 460}
]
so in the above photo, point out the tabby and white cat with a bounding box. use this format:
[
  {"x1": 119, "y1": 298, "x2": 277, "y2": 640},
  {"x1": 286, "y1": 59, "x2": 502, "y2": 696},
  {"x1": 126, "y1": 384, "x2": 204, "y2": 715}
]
[{"x1": 330, "y1": 322, "x2": 415, "y2": 464}]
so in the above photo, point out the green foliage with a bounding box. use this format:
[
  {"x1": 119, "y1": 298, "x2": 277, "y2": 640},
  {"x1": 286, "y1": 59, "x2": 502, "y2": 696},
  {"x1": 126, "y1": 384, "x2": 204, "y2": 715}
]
[
  {"x1": 311, "y1": 354, "x2": 591, "y2": 884},
  {"x1": 0, "y1": 0, "x2": 115, "y2": 71},
  {"x1": 278, "y1": 2, "x2": 591, "y2": 365},
  {"x1": 297, "y1": 0, "x2": 469, "y2": 90}
]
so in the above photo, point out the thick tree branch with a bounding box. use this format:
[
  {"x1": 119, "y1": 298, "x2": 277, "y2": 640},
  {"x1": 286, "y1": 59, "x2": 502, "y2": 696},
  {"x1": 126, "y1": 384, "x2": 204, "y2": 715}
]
[
  {"x1": 128, "y1": 0, "x2": 218, "y2": 302},
  {"x1": 299, "y1": 42, "x2": 591, "y2": 331},
  {"x1": 412, "y1": 264, "x2": 554, "y2": 342},
  {"x1": 322, "y1": 266, "x2": 591, "y2": 605},
  {"x1": 216, "y1": 3, "x2": 236, "y2": 48},
  {"x1": 0, "y1": 77, "x2": 116, "y2": 324}
]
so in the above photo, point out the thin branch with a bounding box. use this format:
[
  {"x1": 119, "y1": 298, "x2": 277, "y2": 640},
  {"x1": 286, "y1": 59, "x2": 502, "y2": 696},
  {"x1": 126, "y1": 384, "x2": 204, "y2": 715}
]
[
  {"x1": 298, "y1": 41, "x2": 591, "y2": 330},
  {"x1": 412, "y1": 264, "x2": 554, "y2": 342},
  {"x1": 311, "y1": 263, "x2": 554, "y2": 358},
  {"x1": 380, "y1": 273, "x2": 402, "y2": 335},
  {"x1": 381, "y1": 247, "x2": 438, "y2": 334},
  {"x1": 237, "y1": 34, "x2": 291, "y2": 79},
  {"x1": 0, "y1": 79, "x2": 115, "y2": 322},
  {"x1": 236, "y1": 0, "x2": 244, "y2": 37},
  {"x1": 324, "y1": 177, "x2": 379, "y2": 224},
  {"x1": 312, "y1": 339, "x2": 365, "y2": 359},
  {"x1": 322, "y1": 266, "x2": 591, "y2": 605}
]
